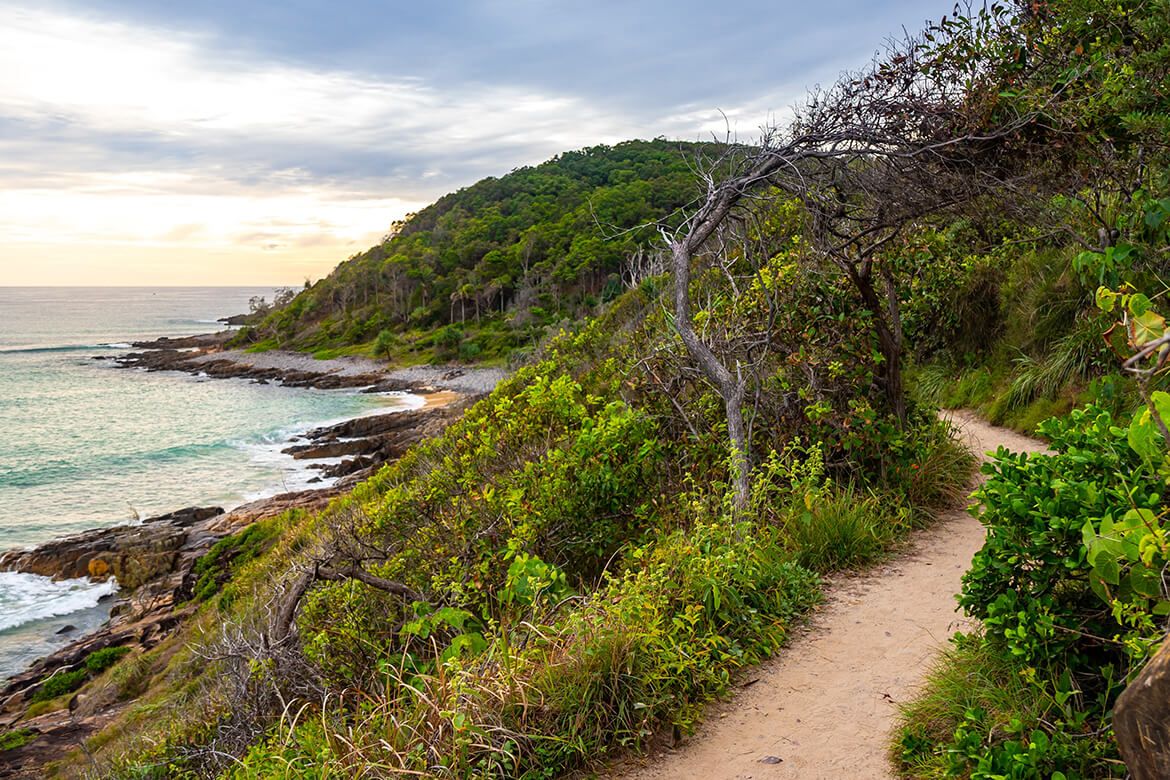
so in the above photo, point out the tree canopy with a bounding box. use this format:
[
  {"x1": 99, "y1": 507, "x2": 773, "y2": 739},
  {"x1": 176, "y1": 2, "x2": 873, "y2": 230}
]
[{"x1": 236, "y1": 139, "x2": 710, "y2": 361}]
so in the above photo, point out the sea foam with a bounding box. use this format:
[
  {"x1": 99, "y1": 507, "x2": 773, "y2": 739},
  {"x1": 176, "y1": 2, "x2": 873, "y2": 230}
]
[{"x1": 0, "y1": 572, "x2": 117, "y2": 633}]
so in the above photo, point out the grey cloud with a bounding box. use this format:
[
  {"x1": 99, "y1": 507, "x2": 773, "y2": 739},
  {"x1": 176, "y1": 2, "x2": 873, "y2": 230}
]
[{"x1": 7, "y1": 0, "x2": 955, "y2": 209}]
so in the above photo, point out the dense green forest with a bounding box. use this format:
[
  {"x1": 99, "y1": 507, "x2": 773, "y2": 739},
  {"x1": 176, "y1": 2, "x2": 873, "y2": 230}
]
[
  {"x1": 233, "y1": 140, "x2": 707, "y2": 363},
  {"x1": 14, "y1": 0, "x2": 1170, "y2": 777}
]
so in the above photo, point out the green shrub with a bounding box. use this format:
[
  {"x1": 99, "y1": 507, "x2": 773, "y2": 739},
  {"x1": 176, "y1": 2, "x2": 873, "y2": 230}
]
[
  {"x1": 899, "y1": 403, "x2": 1169, "y2": 776},
  {"x1": 780, "y1": 488, "x2": 905, "y2": 572},
  {"x1": 961, "y1": 406, "x2": 1165, "y2": 670},
  {"x1": 109, "y1": 652, "x2": 153, "y2": 701},
  {"x1": 0, "y1": 728, "x2": 34, "y2": 752},
  {"x1": 458, "y1": 340, "x2": 482, "y2": 360},
  {"x1": 85, "y1": 646, "x2": 131, "y2": 674},
  {"x1": 31, "y1": 669, "x2": 88, "y2": 703},
  {"x1": 231, "y1": 517, "x2": 820, "y2": 779},
  {"x1": 372, "y1": 328, "x2": 396, "y2": 359},
  {"x1": 896, "y1": 633, "x2": 1118, "y2": 778},
  {"x1": 190, "y1": 521, "x2": 279, "y2": 604}
]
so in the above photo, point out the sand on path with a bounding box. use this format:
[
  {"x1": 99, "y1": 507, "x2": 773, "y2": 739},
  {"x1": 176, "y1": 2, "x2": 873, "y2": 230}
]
[{"x1": 608, "y1": 411, "x2": 1046, "y2": 780}]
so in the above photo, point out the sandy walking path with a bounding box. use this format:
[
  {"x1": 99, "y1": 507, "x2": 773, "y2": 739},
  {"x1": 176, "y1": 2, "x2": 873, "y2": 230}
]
[{"x1": 609, "y1": 412, "x2": 1045, "y2": 780}]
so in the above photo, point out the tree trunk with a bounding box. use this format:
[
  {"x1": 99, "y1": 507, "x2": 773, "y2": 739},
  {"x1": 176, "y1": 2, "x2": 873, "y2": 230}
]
[
  {"x1": 269, "y1": 564, "x2": 424, "y2": 645},
  {"x1": 671, "y1": 239, "x2": 750, "y2": 512},
  {"x1": 848, "y1": 261, "x2": 907, "y2": 426}
]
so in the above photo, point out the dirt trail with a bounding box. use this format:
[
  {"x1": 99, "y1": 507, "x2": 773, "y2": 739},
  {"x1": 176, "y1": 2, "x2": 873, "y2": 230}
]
[{"x1": 609, "y1": 411, "x2": 1045, "y2": 780}]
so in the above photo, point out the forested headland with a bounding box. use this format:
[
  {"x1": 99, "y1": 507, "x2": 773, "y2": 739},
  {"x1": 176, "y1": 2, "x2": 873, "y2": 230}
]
[{"x1": 6, "y1": 1, "x2": 1170, "y2": 777}]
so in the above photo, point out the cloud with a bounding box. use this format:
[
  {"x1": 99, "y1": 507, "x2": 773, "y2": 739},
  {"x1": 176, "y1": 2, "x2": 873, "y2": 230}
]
[
  {"x1": 0, "y1": 0, "x2": 952, "y2": 284},
  {"x1": 0, "y1": 6, "x2": 651, "y2": 189},
  {"x1": 0, "y1": 5, "x2": 634, "y2": 281}
]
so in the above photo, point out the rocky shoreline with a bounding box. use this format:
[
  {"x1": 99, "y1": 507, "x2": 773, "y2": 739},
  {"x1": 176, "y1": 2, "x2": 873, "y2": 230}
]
[
  {"x1": 110, "y1": 330, "x2": 507, "y2": 396},
  {"x1": 0, "y1": 334, "x2": 503, "y2": 776}
]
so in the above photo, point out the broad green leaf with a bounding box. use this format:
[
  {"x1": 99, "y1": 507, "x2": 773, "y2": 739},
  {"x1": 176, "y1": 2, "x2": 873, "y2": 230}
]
[
  {"x1": 1095, "y1": 286, "x2": 1117, "y2": 313},
  {"x1": 1128, "y1": 292, "x2": 1152, "y2": 317},
  {"x1": 1123, "y1": 508, "x2": 1157, "y2": 529},
  {"x1": 1129, "y1": 392, "x2": 1170, "y2": 459},
  {"x1": 1081, "y1": 519, "x2": 1097, "y2": 549},
  {"x1": 1128, "y1": 568, "x2": 1161, "y2": 599},
  {"x1": 1132, "y1": 309, "x2": 1166, "y2": 345},
  {"x1": 1092, "y1": 550, "x2": 1121, "y2": 585},
  {"x1": 1146, "y1": 200, "x2": 1170, "y2": 230}
]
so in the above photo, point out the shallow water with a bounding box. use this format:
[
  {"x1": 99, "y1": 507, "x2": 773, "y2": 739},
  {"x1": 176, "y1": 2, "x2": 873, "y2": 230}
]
[{"x1": 0, "y1": 287, "x2": 405, "y2": 677}]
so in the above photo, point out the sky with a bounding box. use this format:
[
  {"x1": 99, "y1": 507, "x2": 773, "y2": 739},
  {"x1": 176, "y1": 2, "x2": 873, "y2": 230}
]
[{"x1": 0, "y1": 0, "x2": 953, "y2": 286}]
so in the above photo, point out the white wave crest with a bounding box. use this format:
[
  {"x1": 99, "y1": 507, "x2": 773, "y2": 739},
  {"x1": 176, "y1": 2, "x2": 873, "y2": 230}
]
[{"x1": 0, "y1": 572, "x2": 117, "y2": 632}]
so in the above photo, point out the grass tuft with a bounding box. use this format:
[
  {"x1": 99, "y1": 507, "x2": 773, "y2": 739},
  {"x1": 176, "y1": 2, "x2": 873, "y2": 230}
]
[{"x1": 779, "y1": 488, "x2": 908, "y2": 572}]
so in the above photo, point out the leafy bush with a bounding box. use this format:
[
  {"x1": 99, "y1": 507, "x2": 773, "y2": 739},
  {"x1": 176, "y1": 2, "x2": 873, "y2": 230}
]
[
  {"x1": 0, "y1": 728, "x2": 34, "y2": 752},
  {"x1": 30, "y1": 669, "x2": 88, "y2": 703},
  {"x1": 899, "y1": 403, "x2": 1168, "y2": 776},
  {"x1": 231, "y1": 516, "x2": 820, "y2": 779},
  {"x1": 29, "y1": 646, "x2": 134, "y2": 705},
  {"x1": 85, "y1": 646, "x2": 131, "y2": 674},
  {"x1": 190, "y1": 521, "x2": 279, "y2": 604},
  {"x1": 961, "y1": 406, "x2": 1166, "y2": 670},
  {"x1": 897, "y1": 633, "x2": 1118, "y2": 778},
  {"x1": 372, "y1": 328, "x2": 396, "y2": 359}
]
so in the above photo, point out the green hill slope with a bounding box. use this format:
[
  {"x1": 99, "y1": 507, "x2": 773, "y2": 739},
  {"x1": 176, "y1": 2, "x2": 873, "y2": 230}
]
[{"x1": 235, "y1": 139, "x2": 707, "y2": 362}]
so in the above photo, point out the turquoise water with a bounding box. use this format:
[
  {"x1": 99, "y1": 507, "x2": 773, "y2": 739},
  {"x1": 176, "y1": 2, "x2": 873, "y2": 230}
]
[{"x1": 0, "y1": 287, "x2": 408, "y2": 676}]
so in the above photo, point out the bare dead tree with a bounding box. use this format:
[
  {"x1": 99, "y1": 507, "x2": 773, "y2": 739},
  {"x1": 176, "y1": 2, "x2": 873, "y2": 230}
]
[
  {"x1": 658, "y1": 2, "x2": 1087, "y2": 508},
  {"x1": 269, "y1": 525, "x2": 429, "y2": 644},
  {"x1": 620, "y1": 246, "x2": 669, "y2": 289}
]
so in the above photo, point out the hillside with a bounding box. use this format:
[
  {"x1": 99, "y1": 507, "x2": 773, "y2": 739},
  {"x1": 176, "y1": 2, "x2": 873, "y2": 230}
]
[
  {"x1": 4, "y1": 1, "x2": 1169, "y2": 778},
  {"x1": 234, "y1": 139, "x2": 708, "y2": 363}
]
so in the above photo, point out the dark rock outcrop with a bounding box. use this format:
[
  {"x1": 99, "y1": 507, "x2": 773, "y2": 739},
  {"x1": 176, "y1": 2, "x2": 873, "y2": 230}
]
[
  {"x1": 116, "y1": 348, "x2": 405, "y2": 391},
  {"x1": 0, "y1": 489, "x2": 345, "y2": 751},
  {"x1": 0, "y1": 507, "x2": 222, "y2": 588},
  {"x1": 283, "y1": 407, "x2": 453, "y2": 481},
  {"x1": 1115, "y1": 632, "x2": 1170, "y2": 779}
]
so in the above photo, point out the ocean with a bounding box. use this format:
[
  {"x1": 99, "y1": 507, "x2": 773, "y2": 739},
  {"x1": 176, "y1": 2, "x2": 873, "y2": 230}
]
[{"x1": 0, "y1": 287, "x2": 409, "y2": 677}]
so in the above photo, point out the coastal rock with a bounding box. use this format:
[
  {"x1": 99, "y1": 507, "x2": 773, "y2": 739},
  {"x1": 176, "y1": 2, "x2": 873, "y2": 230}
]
[
  {"x1": 143, "y1": 506, "x2": 222, "y2": 527},
  {"x1": 114, "y1": 338, "x2": 506, "y2": 396},
  {"x1": 317, "y1": 456, "x2": 376, "y2": 478},
  {"x1": 0, "y1": 706, "x2": 121, "y2": 779},
  {"x1": 117, "y1": 349, "x2": 390, "y2": 390},
  {"x1": 0, "y1": 507, "x2": 222, "y2": 587},
  {"x1": 130, "y1": 332, "x2": 231, "y2": 350},
  {"x1": 201, "y1": 489, "x2": 345, "y2": 537},
  {"x1": 283, "y1": 439, "x2": 368, "y2": 460}
]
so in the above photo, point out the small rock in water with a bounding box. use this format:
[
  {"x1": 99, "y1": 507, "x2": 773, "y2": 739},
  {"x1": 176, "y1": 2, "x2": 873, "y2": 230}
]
[
  {"x1": 759, "y1": 755, "x2": 783, "y2": 764},
  {"x1": 56, "y1": 624, "x2": 77, "y2": 635}
]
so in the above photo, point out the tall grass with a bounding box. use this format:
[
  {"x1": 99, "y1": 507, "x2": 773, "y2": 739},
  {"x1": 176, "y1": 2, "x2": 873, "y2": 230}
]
[
  {"x1": 219, "y1": 518, "x2": 822, "y2": 779},
  {"x1": 1003, "y1": 320, "x2": 1109, "y2": 411},
  {"x1": 778, "y1": 488, "x2": 909, "y2": 572}
]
